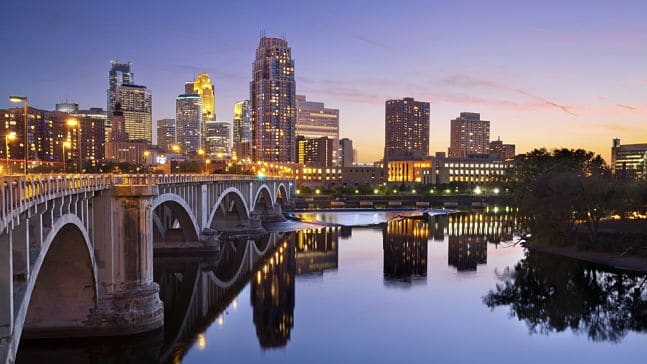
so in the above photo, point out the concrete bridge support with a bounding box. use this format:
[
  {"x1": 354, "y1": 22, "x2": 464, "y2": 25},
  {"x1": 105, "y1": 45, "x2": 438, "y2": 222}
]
[{"x1": 89, "y1": 184, "x2": 164, "y2": 336}]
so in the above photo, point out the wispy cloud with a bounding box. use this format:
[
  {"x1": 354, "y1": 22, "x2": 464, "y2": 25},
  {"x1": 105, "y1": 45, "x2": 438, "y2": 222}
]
[
  {"x1": 444, "y1": 74, "x2": 577, "y2": 116},
  {"x1": 317, "y1": 23, "x2": 398, "y2": 52},
  {"x1": 616, "y1": 103, "x2": 637, "y2": 110}
]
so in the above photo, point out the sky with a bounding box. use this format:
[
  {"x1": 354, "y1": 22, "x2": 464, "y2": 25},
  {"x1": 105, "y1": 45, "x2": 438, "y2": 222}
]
[{"x1": 1, "y1": 0, "x2": 645, "y2": 163}]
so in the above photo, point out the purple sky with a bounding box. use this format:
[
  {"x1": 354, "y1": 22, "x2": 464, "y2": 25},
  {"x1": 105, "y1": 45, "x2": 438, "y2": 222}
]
[{"x1": 1, "y1": 0, "x2": 645, "y2": 162}]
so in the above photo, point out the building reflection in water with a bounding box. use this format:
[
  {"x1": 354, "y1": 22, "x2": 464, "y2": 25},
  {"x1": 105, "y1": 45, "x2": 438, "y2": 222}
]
[
  {"x1": 295, "y1": 227, "x2": 339, "y2": 276},
  {"x1": 429, "y1": 213, "x2": 515, "y2": 272},
  {"x1": 251, "y1": 235, "x2": 296, "y2": 349},
  {"x1": 382, "y1": 219, "x2": 428, "y2": 284}
]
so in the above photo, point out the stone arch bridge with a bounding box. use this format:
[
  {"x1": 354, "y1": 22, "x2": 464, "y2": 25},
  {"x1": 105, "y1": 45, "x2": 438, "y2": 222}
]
[{"x1": 0, "y1": 174, "x2": 294, "y2": 364}]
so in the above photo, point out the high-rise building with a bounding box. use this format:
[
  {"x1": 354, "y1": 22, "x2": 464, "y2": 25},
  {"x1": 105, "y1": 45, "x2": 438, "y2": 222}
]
[
  {"x1": 339, "y1": 138, "x2": 354, "y2": 167},
  {"x1": 116, "y1": 84, "x2": 152, "y2": 142},
  {"x1": 384, "y1": 97, "x2": 430, "y2": 162},
  {"x1": 611, "y1": 138, "x2": 647, "y2": 179},
  {"x1": 448, "y1": 112, "x2": 490, "y2": 158},
  {"x1": 233, "y1": 100, "x2": 252, "y2": 160},
  {"x1": 156, "y1": 118, "x2": 176, "y2": 151},
  {"x1": 296, "y1": 95, "x2": 339, "y2": 165},
  {"x1": 105, "y1": 105, "x2": 148, "y2": 164},
  {"x1": 204, "y1": 120, "x2": 232, "y2": 157},
  {"x1": 489, "y1": 137, "x2": 515, "y2": 160},
  {"x1": 250, "y1": 36, "x2": 296, "y2": 163},
  {"x1": 296, "y1": 136, "x2": 334, "y2": 167},
  {"x1": 233, "y1": 100, "x2": 251, "y2": 144},
  {"x1": 176, "y1": 94, "x2": 202, "y2": 153},
  {"x1": 107, "y1": 61, "x2": 133, "y2": 130},
  {"x1": 191, "y1": 73, "x2": 215, "y2": 121}
]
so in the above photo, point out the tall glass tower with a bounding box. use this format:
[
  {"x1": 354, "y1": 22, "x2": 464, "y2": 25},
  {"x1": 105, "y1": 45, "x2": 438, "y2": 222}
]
[
  {"x1": 107, "y1": 61, "x2": 133, "y2": 129},
  {"x1": 250, "y1": 36, "x2": 296, "y2": 163}
]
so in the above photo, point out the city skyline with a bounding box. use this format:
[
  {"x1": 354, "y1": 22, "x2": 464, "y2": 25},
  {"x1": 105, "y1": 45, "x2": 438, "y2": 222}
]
[{"x1": 1, "y1": 0, "x2": 645, "y2": 163}]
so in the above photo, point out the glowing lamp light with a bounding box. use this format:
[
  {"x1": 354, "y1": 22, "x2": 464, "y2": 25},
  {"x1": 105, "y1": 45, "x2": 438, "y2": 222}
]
[
  {"x1": 66, "y1": 118, "x2": 79, "y2": 127},
  {"x1": 315, "y1": 189, "x2": 320, "y2": 195},
  {"x1": 257, "y1": 171, "x2": 265, "y2": 179},
  {"x1": 355, "y1": 189, "x2": 359, "y2": 194},
  {"x1": 296, "y1": 189, "x2": 300, "y2": 195},
  {"x1": 493, "y1": 188, "x2": 500, "y2": 194},
  {"x1": 7, "y1": 132, "x2": 16, "y2": 141},
  {"x1": 63, "y1": 141, "x2": 72, "y2": 148},
  {"x1": 474, "y1": 186, "x2": 482, "y2": 195},
  {"x1": 374, "y1": 189, "x2": 379, "y2": 194}
]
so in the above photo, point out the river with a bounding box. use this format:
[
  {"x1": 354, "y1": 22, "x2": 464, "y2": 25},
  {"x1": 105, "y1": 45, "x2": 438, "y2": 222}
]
[{"x1": 16, "y1": 211, "x2": 647, "y2": 363}]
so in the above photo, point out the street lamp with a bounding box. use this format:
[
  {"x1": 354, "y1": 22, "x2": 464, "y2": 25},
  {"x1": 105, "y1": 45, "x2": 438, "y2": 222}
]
[
  {"x1": 171, "y1": 144, "x2": 180, "y2": 153},
  {"x1": 8, "y1": 96, "x2": 28, "y2": 174},
  {"x1": 197, "y1": 149, "x2": 205, "y2": 174},
  {"x1": 62, "y1": 141, "x2": 71, "y2": 172},
  {"x1": 143, "y1": 150, "x2": 151, "y2": 173},
  {"x1": 66, "y1": 118, "x2": 81, "y2": 173},
  {"x1": 5, "y1": 132, "x2": 16, "y2": 175}
]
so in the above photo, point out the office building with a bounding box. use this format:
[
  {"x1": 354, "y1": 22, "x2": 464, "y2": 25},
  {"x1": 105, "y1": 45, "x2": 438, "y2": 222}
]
[
  {"x1": 384, "y1": 97, "x2": 430, "y2": 162},
  {"x1": 176, "y1": 94, "x2": 202, "y2": 153},
  {"x1": 296, "y1": 136, "x2": 334, "y2": 168},
  {"x1": 156, "y1": 118, "x2": 176, "y2": 151},
  {"x1": 116, "y1": 84, "x2": 152, "y2": 143},
  {"x1": 339, "y1": 138, "x2": 354, "y2": 167},
  {"x1": 611, "y1": 138, "x2": 647, "y2": 179},
  {"x1": 423, "y1": 152, "x2": 512, "y2": 185},
  {"x1": 448, "y1": 112, "x2": 490, "y2": 158},
  {"x1": 107, "y1": 61, "x2": 133, "y2": 131},
  {"x1": 204, "y1": 120, "x2": 232, "y2": 157},
  {"x1": 250, "y1": 36, "x2": 296, "y2": 162},
  {"x1": 296, "y1": 95, "x2": 339, "y2": 165},
  {"x1": 105, "y1": 105, "x2": 148, "y2": 163},
  {"x1": 233, "y1": 100, "x2": 252, "y2": 160}
]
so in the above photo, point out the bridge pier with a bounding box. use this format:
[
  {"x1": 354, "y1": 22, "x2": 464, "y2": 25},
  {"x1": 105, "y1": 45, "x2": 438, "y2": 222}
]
[
  {"x1": 0, "y1": 231, "x2": 12, "y2": 339},
  {"x1": 89, "y1": 184, "x2": 164, "y2": 336}
]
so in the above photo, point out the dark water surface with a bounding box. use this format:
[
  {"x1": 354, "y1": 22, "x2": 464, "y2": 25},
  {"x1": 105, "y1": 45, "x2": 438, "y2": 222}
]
[{"x1": 17, "y1": 212, "x2": 647, "y2": 363}]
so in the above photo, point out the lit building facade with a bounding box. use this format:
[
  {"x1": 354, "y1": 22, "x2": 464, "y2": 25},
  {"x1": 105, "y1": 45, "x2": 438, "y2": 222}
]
[
  {"x1": 611, "y1": 138, "x2": 647, "y2": 179},
  {"x1": 105, "y1": 107, "x2": 148, "y2": 164},
  {"x1": 423, "y1": 153, "x2": 512, "y2": 185},
  {"x1": 176, "y1": 94, "x2": 202, "y2": 153},
  {"x1": 233, "y1": 100, "x2": 252, "y2": 160},
  {"x1": 387, "y1": 160, "x2": 432, "y2": 183},
  {"x1": 384, "y1": 97, "x2": 430, "y2": 162},
  {"x1": 156, "y1": 118, "x2": 176, "y2": 151},
  {"x1": 250, "y1": 36, "x2": 296, "y2": 163},
  {"x1": 296, "y1": 95, "x2": 339, "y2": 165},
  {"x1": 116, "y1": 84, "x2": 152, "y2": 142},
  {"x1": 448, "y1": 112, "x2": 490, "y2": 158},
  {"x1": 191, "y1": 73, "x2": 215, "y2": 121},
  {"x1": 341, "y1": 165, "x2": 387, "y2": 185},
  {"x1": 339, "y1": 138, "x2": 354, "y2": 167},
  {"x1": 107, "y1": 61, "x2": 133, "y2": 131},
  {"x1": 204, "y1": 120, "x2": 232, "y2": 157},
  {"x1": 296, "y1": 136, "x2": 334, "y2": 168}
]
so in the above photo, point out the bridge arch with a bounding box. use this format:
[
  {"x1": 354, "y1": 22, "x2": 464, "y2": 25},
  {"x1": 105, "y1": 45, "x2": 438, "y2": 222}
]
[
  {"x1": 252, "y1": 184, "x2": 274, "y2": 214},
  {"x1": 275, "y1": 183, "x2": 289, "y2": 208},
  {"x1": 13, "y1": 214, "x2": 98, "y2": 350},
  {"x1": 208, "y1": 187, "x2": 250, "y2": 230},
  {"x1": 152, "y1": 193, "x2": 200, "y2": 243}
]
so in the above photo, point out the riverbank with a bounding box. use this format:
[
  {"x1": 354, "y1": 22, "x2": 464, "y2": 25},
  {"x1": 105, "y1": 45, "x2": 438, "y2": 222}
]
[{"x1": 525, "y1": 241, "x2": 647, "y2": 273}]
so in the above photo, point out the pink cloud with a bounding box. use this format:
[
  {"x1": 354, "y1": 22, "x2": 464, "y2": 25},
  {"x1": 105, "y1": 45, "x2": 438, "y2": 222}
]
[{"x1": 616, "y1": 103, "x2": 637, "y2": 110}]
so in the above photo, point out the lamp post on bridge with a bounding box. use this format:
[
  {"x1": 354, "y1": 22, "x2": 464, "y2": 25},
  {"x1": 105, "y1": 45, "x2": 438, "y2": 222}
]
[
  {"x1": 8, "y1": 96, "x2": 28, "y2": 175},
  {"x1": 5, "y1": 132, "x2": 16, "y2": 175}
]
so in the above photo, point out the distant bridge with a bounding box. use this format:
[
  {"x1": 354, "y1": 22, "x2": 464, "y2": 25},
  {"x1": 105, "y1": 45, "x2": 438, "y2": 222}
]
[{"x1": 0, "y1": 174, "x2": 294, "y2": 364}]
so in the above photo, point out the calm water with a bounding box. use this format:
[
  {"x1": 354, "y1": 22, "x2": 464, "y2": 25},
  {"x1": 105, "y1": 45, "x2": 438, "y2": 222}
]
[{"x1": 17, "y1": 211, "x2": 647, "y2": 363}]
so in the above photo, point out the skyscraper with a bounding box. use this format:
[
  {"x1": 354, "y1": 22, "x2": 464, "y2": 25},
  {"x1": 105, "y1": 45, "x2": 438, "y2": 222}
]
[
  {"x1": 384, "y1": 97, "x2": 430, "y2": 162},
  {"x1": 156, "y1": 118, "x2": 176, "y2": 151},
  {"x1": 233, "y1": 100, "x2": 252, "y2": 160},
  {"x1": 250, "y1": 36, "x2": 296, "y2": 163},
  {"x1": 233, "y1": 100, "x2": 251, "y2": 144},
  {"x1": 192, "y1": 73, "x2": 215, "y2": 121},
  {"x1": 176, "y1": 94, "x2": 202, "y2": 153},
  {"x1": 296, "y1": 95, "x2": 339, "y2": 165},
  {"x1": 107, "y1": 61, "x2": 133, "y2": 130},
  {"x1": 204, "y1": 120, "x2": 232, "y2": 157},
  {"x1": 448, "y1": 112, "x2": 490, "y2": 158},
  {"x1": 116, "y1": 84, "x2": 152, "y2": 142}
]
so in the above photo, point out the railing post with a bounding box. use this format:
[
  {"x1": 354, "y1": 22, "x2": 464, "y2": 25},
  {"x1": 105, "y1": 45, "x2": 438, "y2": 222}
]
[{"x1": 0, "y1": 228, "x2": 13, "y2": 339}]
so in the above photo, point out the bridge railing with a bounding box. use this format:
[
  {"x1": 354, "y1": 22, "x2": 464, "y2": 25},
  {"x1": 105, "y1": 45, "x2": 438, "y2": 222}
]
[
  {"x1": 113, "y1": 174, "x2": 288, "y2": 186},
  {"x1": 1, "y1": 174, "x2": 112, "y2": 229}
]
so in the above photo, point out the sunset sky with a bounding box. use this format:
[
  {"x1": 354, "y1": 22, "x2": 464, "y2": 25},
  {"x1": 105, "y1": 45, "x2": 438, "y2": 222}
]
[{"x1": 1, "y1": 0, "x2": 645, "y2": 162}]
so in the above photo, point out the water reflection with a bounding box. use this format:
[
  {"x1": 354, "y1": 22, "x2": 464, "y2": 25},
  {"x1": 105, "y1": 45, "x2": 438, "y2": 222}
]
[
  {"x1": 295, "y1": 228, "x2": 339, "y2": 275},
  {"x1": 252, "y1": 237, "x2": 296, "y2": 348},
  {"x1": 383, "y1": 219, "x2": 428, "y2": 284},
  {"x1": 483, "y1": 250, "x2": 647, "y2": 342}
]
